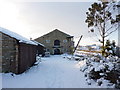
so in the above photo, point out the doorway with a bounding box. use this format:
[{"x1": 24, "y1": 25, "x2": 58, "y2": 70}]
[{"x1": 54, "y1": 49, "x2": 60, "y2": 55}]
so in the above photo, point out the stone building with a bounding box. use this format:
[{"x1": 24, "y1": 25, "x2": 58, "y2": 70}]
[
  {"x1": 0, "y1": 27, "x2": 39, "y2": 74},
  {"x1": 35, "y1": 29, "x2": 74, "y2": 55}
]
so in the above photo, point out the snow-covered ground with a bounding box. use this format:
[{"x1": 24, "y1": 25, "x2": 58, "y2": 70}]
[{"x1": 1, "y1": 55, "x2": 111, "y2": 88}]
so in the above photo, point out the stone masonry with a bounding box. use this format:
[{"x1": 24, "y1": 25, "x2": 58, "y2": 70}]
[
  {"x1": 1, "y1": 32, "x2": 18, "y2": 73},
  {"x1": 35, "y1": 29, "x2": 74, "y2": 54}
]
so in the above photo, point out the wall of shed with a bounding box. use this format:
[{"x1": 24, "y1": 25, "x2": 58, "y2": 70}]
[
  {"x1": 1, "y1": 33, "x2": 18, "y2": 73},
  {"x1": 1, "y1": 33, "x2": 37, "y2": 74},
  {"x1": 18, "y1": 43, "x2": 37, "y2": 74},
  {"x1": 37, "y1": 45, "x2": 45, "y2": 55}
]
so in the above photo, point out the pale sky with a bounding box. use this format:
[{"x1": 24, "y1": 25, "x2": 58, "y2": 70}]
[{"x1": 0, "y1": 0, "x2": 118, "y2": 46}]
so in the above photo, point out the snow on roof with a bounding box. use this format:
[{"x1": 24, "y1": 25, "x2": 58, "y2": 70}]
[
  {"x1": 31, "y1": 40, "x2": 45, "y2": 47},
  {"x1": 0, "y1": 27, "x2": 37, "y2": 45}
]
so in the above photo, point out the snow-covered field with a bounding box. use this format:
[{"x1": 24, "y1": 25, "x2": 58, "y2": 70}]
[{"x1": 1, "y1": 55, "x2": 112, "y2": 88}]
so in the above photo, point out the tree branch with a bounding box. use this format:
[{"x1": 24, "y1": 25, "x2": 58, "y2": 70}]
[
  {"x1": 105, "y1": 27, "x2": 118, "y2": 37},
  {"x1": 96, "y1": 24, "x2": 103, "y2": 37},
  {"x1": 106, "y1": 2, "x2": 116, "y2": 12},
  {"x1": 105, "y1": 23, "x2": 118, "y2": 33}
]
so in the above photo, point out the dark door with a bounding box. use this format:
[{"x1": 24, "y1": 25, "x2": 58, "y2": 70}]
[{"x1": 54, "y1": 49, "x2": 60, "y2": 55}]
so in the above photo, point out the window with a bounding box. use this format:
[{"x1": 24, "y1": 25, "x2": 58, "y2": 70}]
[
  {"x1": 63, "y1": 39, "x2": 67, "y2": 43},
  {"x1": 71, "y1": 38, "x2": 73, "y2": 41},
  {"x1": 54, "y1": 40, "x2": 60, "y2": 46},
  {"x1": 46, "y1": 40, "x2": 50, "y2": 43}
]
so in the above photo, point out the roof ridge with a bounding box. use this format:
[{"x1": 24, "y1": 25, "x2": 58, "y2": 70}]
[{"x1": 35, "y1": 29, "x2": 73, "y2": 40}]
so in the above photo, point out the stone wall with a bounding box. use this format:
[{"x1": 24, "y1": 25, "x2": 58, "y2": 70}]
[
  {"x1": 2, "y1": 33, "x2": 18, "y2": 73},
  {"x1": 35, "y1": 30, "x2": 74, "y2": 54}
]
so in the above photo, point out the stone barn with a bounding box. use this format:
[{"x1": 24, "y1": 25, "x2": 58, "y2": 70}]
[
  {"x1": 34, "y1": 29, "x2": 74, "y2": 55},
  {"x1": 0, "y1": 27, "x2": 38, "y2": 74}
]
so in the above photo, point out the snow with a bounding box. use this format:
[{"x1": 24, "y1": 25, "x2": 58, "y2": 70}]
[
  {"x1": 0, "y1": 55, "x2": 110, "y2": 88},
  {"x1": 31, "y1": 40, "x2": 45, "y2": 47},
  {"x1": 75, "y1": 60, "x2": 86, "y2": 68},
  {"x1": 78, "y1": 45, "x2": 101, "y2": 51},
  {"x1": 94, "y1": 64, "x2": 105, "y2": 72},
  {"x1": 75, "y1": 51, "x2": 120, "y2": 88},
  {"x1": 0, "y1": 27, "x2": 37, "y2": 45},
  {"x1": 75, "y1": 51, "x2": 100, "y2": 56}
]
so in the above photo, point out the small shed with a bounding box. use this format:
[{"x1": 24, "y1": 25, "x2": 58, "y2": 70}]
[
  {"x1": 0, "y1": 27, "x2": 38, "y2": 74},
  {"x1": 31, "y1": 40, "x2": 45, "y2": 56}
]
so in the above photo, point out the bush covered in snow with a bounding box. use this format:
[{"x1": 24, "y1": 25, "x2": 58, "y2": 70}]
[
  {"x1": 80, "y1": 54, "x2": 120, "y2": 88},
  {"x1": 104, "y1": 40, "x2": 116, "y2": 57}
]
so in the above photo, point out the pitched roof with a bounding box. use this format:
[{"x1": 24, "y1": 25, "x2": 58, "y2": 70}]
[
  {"x1": 35, "y1": 29, "x2": 73, "y2": 39},
  {"x1": 0, "y1": 27, "x2": 37, "y2": 45},
  {"x1": 31, "y1": 40, "x2": 45, "y2": 47}
]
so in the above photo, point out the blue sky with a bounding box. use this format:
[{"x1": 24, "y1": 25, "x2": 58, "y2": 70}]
[{"x1": 0, "y1": 1, "x2": 118, "y2": 46}]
